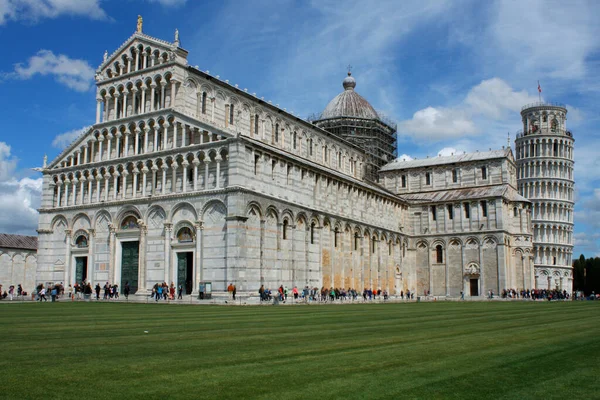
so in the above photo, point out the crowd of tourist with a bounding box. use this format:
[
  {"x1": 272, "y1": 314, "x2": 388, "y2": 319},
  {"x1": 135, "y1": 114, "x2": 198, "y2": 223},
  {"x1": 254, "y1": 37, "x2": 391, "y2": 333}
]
[
  {"x1": 497, "y1": 288, "x2": 572, "y2": 300},
  {"x1": 0, "y1": 284, "x2": 27, "y2": 300},
  {"x1": 2, "y1": 280, "x2": 596, "y2": 303},
  {"x1": 150, "y1": 282, "x2": 184, "y2": 301},
  {"x1": 257, "y1": 285, "x2": 409, "y2": 303}
]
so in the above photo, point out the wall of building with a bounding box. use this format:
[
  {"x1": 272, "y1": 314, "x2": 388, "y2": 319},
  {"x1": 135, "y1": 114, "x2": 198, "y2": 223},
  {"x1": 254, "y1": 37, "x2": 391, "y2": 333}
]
[{"x1": 0, "y1": 248, "x2": 37, "y2": 294}]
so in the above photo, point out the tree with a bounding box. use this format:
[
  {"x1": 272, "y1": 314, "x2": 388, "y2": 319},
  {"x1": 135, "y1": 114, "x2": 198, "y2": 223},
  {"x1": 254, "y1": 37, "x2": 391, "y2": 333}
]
[{"x1": 573, "y1": 254, "x2": 600, "y2": 295}]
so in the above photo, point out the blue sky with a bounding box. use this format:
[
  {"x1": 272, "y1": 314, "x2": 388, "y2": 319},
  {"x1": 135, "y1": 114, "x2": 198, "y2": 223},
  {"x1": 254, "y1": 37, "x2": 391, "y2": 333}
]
[{"x1": 0, "y1": 0, "x2": 599, "y2": 256}]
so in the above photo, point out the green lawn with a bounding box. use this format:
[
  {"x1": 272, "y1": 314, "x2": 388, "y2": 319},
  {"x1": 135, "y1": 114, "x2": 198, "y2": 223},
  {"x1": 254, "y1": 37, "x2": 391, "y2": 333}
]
[{"x1": 1, "y1": 301, "x2": 599, "y2": 399}]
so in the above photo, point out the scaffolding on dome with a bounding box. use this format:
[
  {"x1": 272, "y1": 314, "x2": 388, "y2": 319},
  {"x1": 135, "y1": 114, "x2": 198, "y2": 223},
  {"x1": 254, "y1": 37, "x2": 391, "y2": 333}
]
[{"x1": 310, "y1": 114, "x2": 397, "y2": 182}]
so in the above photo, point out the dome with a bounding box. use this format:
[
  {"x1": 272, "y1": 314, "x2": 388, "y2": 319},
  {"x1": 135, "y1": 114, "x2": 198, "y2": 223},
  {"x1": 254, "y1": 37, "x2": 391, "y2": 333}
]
[{"x1": 319, "y1": 72, "x2": 379, "y2": 120}]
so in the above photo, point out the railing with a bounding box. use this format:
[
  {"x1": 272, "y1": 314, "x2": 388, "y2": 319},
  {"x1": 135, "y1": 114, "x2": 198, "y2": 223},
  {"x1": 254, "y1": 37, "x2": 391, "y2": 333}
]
[
  {"x1": 521, "y1": 102, "x2": 566, "y2": 111},
  {"x1": 515, "y1": 129, "x2": 573, "y2": 139}
]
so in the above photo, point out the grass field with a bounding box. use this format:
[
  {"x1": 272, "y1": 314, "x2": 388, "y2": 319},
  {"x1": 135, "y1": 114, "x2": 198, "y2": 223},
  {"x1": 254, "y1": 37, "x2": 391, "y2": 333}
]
[{"x1": 1, "y1": 301, "x2": 599, "y2": 399}]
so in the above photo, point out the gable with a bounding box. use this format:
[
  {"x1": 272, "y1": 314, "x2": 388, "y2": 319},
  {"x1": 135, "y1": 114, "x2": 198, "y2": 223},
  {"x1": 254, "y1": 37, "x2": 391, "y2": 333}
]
[
  {"x1": 47, "y1": 126, "x2": 94, "y2": 170},
  {"x1": 96, "y1": 33, "x2": 187, "y2": 81}
]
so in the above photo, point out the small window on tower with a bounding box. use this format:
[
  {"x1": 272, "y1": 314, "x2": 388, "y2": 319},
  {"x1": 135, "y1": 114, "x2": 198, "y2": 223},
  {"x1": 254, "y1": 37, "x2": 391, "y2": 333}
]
[
  {"x1": 401, "y1": 175, "x2": 406, "y2": 188},
  {"x1": 464, "y1": 203, "x2": 470, "y2": 218},
  {"x1": 481, "y1": 166, "x2": 487, "y2": 180},
  {"x1": 431, "y1": 205, "x2": 437, "y2": 221},
  {"x1": 481, "y1": 201, "x2": 487, "y2": 217},
  {"x1": 426, "y1": 172, "x2": 431, "y2": 185},
  {"x1": 447, "y1": 204, "x2": 454, "y2": 220},
  {"x1": 452, "y1": 169, "x2": 458, "y2": 183}
]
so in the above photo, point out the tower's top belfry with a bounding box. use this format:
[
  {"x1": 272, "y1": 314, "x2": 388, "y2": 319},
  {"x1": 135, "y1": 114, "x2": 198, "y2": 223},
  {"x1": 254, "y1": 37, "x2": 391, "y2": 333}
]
[{"x1": 519, "y1": 102, "x2": 570, "y2": 139}]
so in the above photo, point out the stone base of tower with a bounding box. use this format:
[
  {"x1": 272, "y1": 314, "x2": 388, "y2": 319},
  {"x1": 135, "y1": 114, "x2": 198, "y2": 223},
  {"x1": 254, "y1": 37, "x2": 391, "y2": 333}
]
[{"x1": 533, "y1": 265, "x2": 573, "y2": 292}]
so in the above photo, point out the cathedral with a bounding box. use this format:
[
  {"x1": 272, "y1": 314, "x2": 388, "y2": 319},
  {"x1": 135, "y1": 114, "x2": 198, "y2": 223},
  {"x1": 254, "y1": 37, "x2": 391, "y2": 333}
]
[{"x1": 35, "y1": 21, "x2": 574, "y2": 298}]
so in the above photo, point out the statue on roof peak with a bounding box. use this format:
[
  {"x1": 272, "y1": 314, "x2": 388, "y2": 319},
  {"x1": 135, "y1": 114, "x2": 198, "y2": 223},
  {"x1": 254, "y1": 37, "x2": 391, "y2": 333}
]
[{"x1": 137, "y1": 15, "x2": 143, "y2": 33}]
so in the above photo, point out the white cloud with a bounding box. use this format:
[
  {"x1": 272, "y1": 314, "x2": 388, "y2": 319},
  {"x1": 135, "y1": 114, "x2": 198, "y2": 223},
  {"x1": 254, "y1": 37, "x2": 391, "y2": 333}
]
[
  {"x1": 0, "y1": 142, "x2": 42, "y2": 235},
  {"x1": 565, "y1": 104, "x2": 584, "y2": 126},
  {"x1": 0, "y1": 142, "x2": 17, "y2": 181},
  {"x1": 398, "y1": 106, "x2": 477, "y2": 140},
  {"x1": 8, "y1": 50, "x2": 95, "y2": 92},
  {"x1": 437, "y1": 147, "x2": 465, "y2": 157},
  {"x1": 465, "y1": 78, "x2": 539, "y2": 119},
  {"x1": 396, "y1": 154, "x2": 413, "y2": 162},
  {"x1": 146, "y1": 0, "x2": 187, "y2": 6},
  {"x1": 0, "y1": 0, "x2": 107, "y2": 25},
  {"x1": 52, "y1": 127, "x2": 87, "y2": 149},
  {"x1": 398, "y1": 78, "x2": 538, "y2": 141}
]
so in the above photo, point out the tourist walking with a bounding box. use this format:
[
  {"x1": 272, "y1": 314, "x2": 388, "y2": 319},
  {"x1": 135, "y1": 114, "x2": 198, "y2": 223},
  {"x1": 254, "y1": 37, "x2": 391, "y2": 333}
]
[
  {"x1": 232, "y1": 284, "x2": 237, "y2": 301},
  {"x1": 124, "y1": 282, "x2": 130, "y2": 299},
  {"x1": 17, "y1": 284, "x2": 23, "y2": 299},
  {"x1": 95, "y1": 283, "x2": 101, "y2": 300},
  {"x1": 177, "y1": 284, "x2": 183, "y2": 299},
  {"x1": 51, "y1": 286, "x2": 58, "y2": 302},
  {"x1": 39, "y1": 286, "x2": 47, "y2": 302},
  {"x1": 156, "y1": 285, "x2": 163, "y2": 302},
  {"x1": 8, "y1": 285, "x2": 14, "y2": 300}
]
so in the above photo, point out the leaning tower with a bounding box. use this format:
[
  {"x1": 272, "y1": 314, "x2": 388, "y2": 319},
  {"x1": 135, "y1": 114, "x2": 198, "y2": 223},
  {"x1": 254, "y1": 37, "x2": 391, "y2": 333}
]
[{"x1": 515, "y1": 103, "x2": 575, "y2": 291}]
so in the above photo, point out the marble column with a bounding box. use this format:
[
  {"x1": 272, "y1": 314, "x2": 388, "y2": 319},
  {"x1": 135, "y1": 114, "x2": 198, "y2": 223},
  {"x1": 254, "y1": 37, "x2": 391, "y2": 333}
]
[
  {"x1": 137, "y1": 222, "x2": 148, "y2": 293},
  {"x1": 62, "y1": 179, "x2": 70, "y2": 207},
  {"x1": 96, "y1": 97, "x2": 102, "y2": 124},
  {"x1": 78, "y1": 176, "x2": 85, "y2": 205},
  {"x1": 181, "y1": 160, "x2": 189, "y2": 193},
  {"x1": 153, "y1": 126, "x2": 159, "y2": 152},
  {"x1": 204, "y1": 160, "x2": 210, "y2": 190},
  {"x1": 104, "y1": 173, "x2": 110, "y2": 202},
  {"x1": 121, "y1": 171, "x2": 128, "y2": 199},
  {"x1": 164, "y1": 223, "x2": 173, "y2": 284},
  {"x1": 64, "y1": 229, "x2": 72, "y2": 285},
  {"x1": 108, "y1": 224, "x2": 116, "y2": 285},
  {"x1": 151, "y1": 165, "x2": 158, "y2": 195},
  {"x1": 215, "y1": 155, "x2": 222, "y2": 188},
  {"x1": 87, "y1": 176, "x2": 93, "y2": 204},
  {"x1": 161, "y1": 165, "x2": 168, "y2": 195},
  {"x1": 141, "y1": 166, "x2": 148, "y2": 197},
  {"x1": 132, "y1": 170, "x2": 139, "y2": 199},
  {"x1": 193, "y1": 158, "x2": 199, "y2": 191},
  {"x1": 171, "y1": 160, "x2": 178, "y2": 193},
  {"x1": 56, "y1": 181, "x2": 63, "y2": 207},
  {"x1": 196, "y1": 221, "x2": 204, "y2": 289}
]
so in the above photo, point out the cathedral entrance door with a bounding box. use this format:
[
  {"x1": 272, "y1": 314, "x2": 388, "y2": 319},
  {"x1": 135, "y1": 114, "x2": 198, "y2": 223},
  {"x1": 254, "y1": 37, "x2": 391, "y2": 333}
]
[
  {"x1": 177, "y1": 252, "x2": 194, "y2": 295},
  {"x1": 469, "y1": 278, "x2": 479, "y2": 296},
  {"x1": 75, "y1": 257, "x2": 88, "y2": 284},
  {"x1": 121, "y1": 241, "x2": 139, "y2": 294}
]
